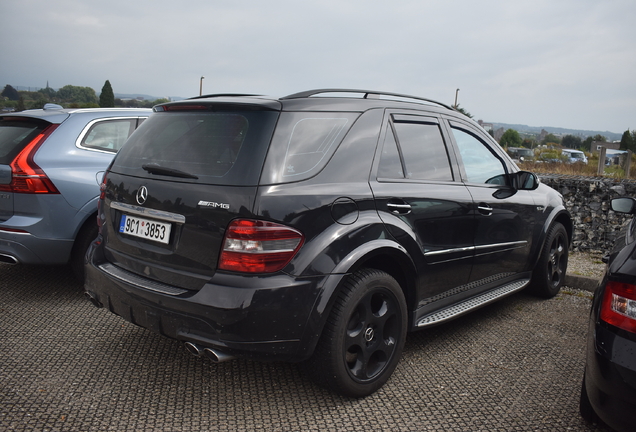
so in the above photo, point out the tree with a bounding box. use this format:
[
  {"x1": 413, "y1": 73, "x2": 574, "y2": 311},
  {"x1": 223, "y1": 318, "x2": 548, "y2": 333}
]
[
  {"x1": 454, "y1": 104, "x2": 473, "y2": 118},
  {"x1": 2, "y1": 84, "x2": 19, "y2": 101},
  {"x1": 592, "y1": 134, "x2": 607, "y2": 142},
  {"x1": 499, "y1": 129, "x2": 522, "y2": 147},
  {"x1": 541, "y1": 133, "x2": 561, "y2": 146},
  {"x1": 16, "y1": 96, "x2": 26, "y2": 112},
  {"x1": 57, "y1": 85, "x2": 98, "y2": 104},
  {"x1": 99, "y1": 80, "x2": 115, "y2": 107},
  {"x1": 561, "y1": 135, "x2": 582, "y2": 149},
  {"x1": 620, "y1": 129, "x2": 635, "y2": 152},
  {"x1": 581, "y1": 136, "x2": 594, "y2": 152}
]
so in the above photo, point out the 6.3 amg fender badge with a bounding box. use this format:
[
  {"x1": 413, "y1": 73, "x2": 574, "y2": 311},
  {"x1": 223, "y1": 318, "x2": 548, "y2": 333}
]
[
  {"x1": 198, "y1": 200, "x2": 230, "y2": 209},
  {"x1": 136, "y1": 186, "x2": 148, "y2": 205}
]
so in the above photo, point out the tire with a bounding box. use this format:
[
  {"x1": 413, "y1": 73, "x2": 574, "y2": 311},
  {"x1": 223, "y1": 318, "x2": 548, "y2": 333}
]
[
  {"x1": 530, "y1": 222, "x2": 568, "y2": 298},
  {"x1": 71, "y1": 219, "x2": 99, "y2": 283},
  {"x1": 579, "y1": 373, "x2": 600, "y2": 424},
  {"x1": 305, "y1": 268, "x2": 407, "y2": 398}
]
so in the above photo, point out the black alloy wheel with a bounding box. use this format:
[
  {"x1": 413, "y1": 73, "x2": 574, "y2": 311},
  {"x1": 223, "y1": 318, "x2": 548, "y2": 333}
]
[
  {"x1": 530, "y1": 222, "x2": 568, "y2": 298},
  {"x1": 306, "y1": 268, "x2": 407, "y2": 398}
]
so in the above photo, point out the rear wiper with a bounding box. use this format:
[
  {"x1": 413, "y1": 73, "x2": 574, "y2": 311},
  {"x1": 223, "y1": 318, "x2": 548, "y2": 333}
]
[{"x1": 141, "y1": 163, "x2": 199, "y2": 179}]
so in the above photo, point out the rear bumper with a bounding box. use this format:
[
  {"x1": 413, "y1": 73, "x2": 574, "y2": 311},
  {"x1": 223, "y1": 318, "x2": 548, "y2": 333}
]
[
  {"x1": 584, "y1": 321, "x2": 636, "y2": 432},
  {"x1": 0, "y1": 231, "x2": 73, "y2": 265},
  {"x1": 84, "y1": 253, "x2": 327, "y2": 362}
]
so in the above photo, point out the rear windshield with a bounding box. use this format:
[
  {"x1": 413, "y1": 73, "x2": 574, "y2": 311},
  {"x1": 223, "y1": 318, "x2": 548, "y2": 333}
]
[
  {"x1": 111, "y1": 109, "x2": 279, "y2": 185},
  {"x1": 0, "y1": 117, "x2": 50, "y2": 164}
]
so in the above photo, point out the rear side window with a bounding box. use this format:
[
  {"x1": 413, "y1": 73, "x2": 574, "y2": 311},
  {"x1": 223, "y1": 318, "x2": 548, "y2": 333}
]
[
  {"x1": 378, "y1": 115, "x2": 453, "y2": 182},
  {"x1": 77, "y1": 118, "x2": 138, "y2": 153},
  {"x1": 260, "y1": 112, "x2": 358, "y2": 184},
  {"x1": 0, "y1": 118, "x2": 50, "y2": 164},
  {"x1": 111, "y1": 110, "x2": 279, "y2": 186}
]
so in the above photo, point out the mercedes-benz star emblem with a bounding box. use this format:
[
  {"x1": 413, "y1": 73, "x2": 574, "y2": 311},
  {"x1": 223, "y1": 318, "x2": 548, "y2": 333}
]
[{"x1": 136, "y1": 186, "x2": 148, "y2": 205}]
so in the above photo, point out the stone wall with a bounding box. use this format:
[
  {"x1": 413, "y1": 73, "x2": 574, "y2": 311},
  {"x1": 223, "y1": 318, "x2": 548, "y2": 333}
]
[{"x1": 538, "y1": 174, "x2": 636, "y2": 252}]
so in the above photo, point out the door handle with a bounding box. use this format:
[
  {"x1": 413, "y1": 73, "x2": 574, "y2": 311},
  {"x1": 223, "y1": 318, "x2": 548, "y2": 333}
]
[
  {"x1": 387, "y1": 202, "x2": 412, "y2": 215},
  {"x1": 477, "y1": 203, "x2": 493, "y2": 216}
]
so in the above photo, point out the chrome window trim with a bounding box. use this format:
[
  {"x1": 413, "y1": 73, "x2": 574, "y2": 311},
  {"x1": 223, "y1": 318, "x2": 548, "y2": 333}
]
[{"x1": 75, "y1": 117, "x2": 147, "y2": 154}]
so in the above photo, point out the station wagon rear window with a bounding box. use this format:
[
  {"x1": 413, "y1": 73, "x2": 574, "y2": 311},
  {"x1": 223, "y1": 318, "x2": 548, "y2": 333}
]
[{"x1": 0, "y1": 118, "x2": 49, "y2": 164}]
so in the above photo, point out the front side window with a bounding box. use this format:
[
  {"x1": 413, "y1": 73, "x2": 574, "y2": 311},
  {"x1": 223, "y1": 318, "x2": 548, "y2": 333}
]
[
  {"x1": 451, "y1": 127, "x2": 507, "y2": 185},
  {"x1": 78, "y1": 119, "x2": 137, "y2": 152}
]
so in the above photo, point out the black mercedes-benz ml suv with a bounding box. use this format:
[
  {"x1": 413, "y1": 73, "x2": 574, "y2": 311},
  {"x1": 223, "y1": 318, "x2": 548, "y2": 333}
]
[{"x1": 85, "y1": 89, "x2": 571, "y2": 397}]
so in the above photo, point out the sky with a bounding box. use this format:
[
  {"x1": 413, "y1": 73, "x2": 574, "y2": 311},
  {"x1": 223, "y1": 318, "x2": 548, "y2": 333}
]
[{"x1": 1, "y1": 0, "x2": 635, "y2": 134}]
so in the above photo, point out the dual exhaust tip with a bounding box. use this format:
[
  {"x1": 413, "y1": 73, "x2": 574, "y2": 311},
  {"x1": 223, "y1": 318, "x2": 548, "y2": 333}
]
[
  {"x1": 184, "y1": 342, "x2": 235, "y2": 363},
  {"x1": 84, "y1": 292, "x2": 234, "y2": 364}
]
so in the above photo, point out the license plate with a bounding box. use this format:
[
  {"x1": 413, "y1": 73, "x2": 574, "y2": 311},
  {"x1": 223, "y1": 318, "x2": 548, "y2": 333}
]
[{"x1": 119, "y1": 214, "x2": 171, "y2": 244}]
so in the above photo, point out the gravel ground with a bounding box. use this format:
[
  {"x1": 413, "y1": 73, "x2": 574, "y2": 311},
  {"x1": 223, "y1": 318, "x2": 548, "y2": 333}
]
[
  {"x1": 567, "y1": 251, "x2": 606, "y2": 280},
  {"x1": 0, "y1": 255, "x2": 613, "y2": 432}
]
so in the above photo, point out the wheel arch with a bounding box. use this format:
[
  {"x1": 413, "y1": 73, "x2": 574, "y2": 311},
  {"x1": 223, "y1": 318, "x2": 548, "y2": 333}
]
[
  {"x1": 531, "y1": 207, "x2": 572, "y2": 270},
  {"x1": 295, "y1": 240, "x2": 417, "y2": 360}
]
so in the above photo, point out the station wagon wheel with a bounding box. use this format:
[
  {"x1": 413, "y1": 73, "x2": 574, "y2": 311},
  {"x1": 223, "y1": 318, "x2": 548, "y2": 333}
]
[
  {"x1": 71, "y1": 219, "x2": 99, "y2": 283},
  {"x1": 530, "y1": 222, "x2": 568, "y2": 298},
  {"x1": 306, "y1": 268, "x2": 407, "y2": 398}
]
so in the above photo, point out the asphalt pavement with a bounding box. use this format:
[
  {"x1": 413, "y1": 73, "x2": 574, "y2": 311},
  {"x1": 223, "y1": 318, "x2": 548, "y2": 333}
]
[{"x1": 0, "y1": 263, "x2": 612, "y2": 431}]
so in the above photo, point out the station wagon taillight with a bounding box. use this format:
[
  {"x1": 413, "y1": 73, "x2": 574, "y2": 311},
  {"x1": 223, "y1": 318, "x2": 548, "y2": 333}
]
[
  {"x1": 601, "y1": 280, "x2": 636, "y2": 333},
  {"x1": 0, "y1": 124, "x2": 59, "y2": 194},
  {"x1": 219, "y1": 219, "x2": 304, "y2": 273}
]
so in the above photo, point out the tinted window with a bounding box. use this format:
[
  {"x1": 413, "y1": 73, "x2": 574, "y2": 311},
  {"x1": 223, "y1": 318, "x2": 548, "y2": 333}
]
[
  {"x1": 391, "y1": 121, "x2": 452, "y2": 181},
  {"x1": 377, "y1": 124, "x2": 404, "y2": 178},
  {"x1": 451, "y1": 127, "x2": 506, "y2": 185},
  {"x1": 112, "y1": 110, "x2": 279, "y2": 186},
  {"x1": 0, "y1": 118, "x2": 49, "y2": 164},
  {"x1": 78, "y1": 119, "x2": 136, "y2": 152},
  {"x1": 261, "y1": 112, "x2": 358, "y2": 184}
]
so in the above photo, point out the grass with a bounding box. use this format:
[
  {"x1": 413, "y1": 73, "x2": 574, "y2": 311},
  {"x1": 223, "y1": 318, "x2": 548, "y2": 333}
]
[{"x1": 518, "y1": 156, "x2": 635, "y2": 180}]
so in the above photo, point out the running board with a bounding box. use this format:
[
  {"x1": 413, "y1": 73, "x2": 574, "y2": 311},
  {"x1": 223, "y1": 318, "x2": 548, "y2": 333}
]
[{"x1": 416, "y1": 278, "x2": 530, "y2": 328}]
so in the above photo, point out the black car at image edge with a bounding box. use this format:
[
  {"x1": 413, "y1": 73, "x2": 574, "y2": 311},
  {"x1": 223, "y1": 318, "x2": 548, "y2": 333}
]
[
  {"x1": 580, "y1": 197, "x2": 636, "y2": 432},
  {"x1": 84, "y1": 89, "x2": 572, "y2": 397}
]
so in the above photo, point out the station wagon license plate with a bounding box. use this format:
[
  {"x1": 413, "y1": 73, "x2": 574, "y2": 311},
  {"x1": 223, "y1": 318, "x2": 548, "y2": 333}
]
[{"x1": 119, "y1": 214, "x2": 171, "y2": 244}]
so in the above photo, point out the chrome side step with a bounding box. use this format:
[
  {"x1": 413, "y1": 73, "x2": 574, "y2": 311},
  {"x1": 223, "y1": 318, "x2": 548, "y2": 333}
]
[
  {"x1": 98, "y1": 263, "x2": 188, "y2": 296},
  {"x1": 416, "y1": 278, "x2": 530, "y2": 328}
]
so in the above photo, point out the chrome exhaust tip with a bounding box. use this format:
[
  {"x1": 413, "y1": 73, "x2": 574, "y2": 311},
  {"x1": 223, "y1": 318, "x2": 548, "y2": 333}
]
[
  {"x1": 0, "y1": 254, "x2": 18, "y2": 265},
  {"x1": 184, "y1": 342, "x2": 202, "y2": 357},
  {"x1": 84, "y1": 291, "x2": 103, "y2": 308},
  {"x1": 203, "y1": 347, "x2": 236, "y2": 363}
]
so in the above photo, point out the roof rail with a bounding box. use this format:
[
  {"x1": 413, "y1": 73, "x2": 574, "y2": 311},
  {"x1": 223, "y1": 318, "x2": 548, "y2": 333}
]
[
  {"x1": 281, "y1": 89, "x2": 454, "y2": 110},
  {"x1": 188, "y1": 93, "x2": 262, "y2": 100}
]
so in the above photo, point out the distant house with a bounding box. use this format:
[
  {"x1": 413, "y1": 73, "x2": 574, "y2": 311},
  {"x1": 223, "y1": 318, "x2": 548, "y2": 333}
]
[{"x1": 591, "y1": 141, "x2": 620, "y2": 154}]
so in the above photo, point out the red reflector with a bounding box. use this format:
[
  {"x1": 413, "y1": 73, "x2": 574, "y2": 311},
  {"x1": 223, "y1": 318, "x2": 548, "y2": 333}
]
[
  {"x1": 218, "y1": 219, "x2": 304, "y2": 273},
  {"x1": 0, "y1": 227, "x2": 29, "y2": 233},
  {"x1": 0, "y1": 124, "x2": 60, "y2": 194},
  {"x1": 601, "y1": 281, "x2": 636, "y2": 333},
  {"x1": 162, "y1": 105, "x2": 209, "y2": 111}
]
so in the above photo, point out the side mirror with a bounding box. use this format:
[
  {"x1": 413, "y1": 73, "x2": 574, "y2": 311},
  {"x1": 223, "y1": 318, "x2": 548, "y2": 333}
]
[
  {"x1": 611, "y1": 197, "x2": 636, "y2": 214},
  {"x1": 512, "y1": 171, "x2": 539, "y2": 191}
]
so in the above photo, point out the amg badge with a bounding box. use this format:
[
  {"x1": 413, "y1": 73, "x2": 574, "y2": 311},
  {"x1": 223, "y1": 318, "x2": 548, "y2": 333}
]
[{"x1": 198, "y1": 200, "x2": 230, "y2": 209}]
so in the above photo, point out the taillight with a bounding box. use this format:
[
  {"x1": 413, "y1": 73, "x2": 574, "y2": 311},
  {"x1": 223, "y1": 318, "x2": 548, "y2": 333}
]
[
  {"x1": 0, "y1": 124, "x2": 60, "y2": 194},
  {"x1": 218, "y1": 219, "x2": 304, "y2": 273},
  {"x1": 601, "y1": 280, "x2": 636, "y2": 333}
]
